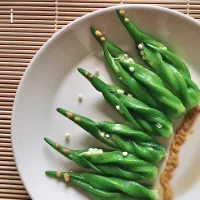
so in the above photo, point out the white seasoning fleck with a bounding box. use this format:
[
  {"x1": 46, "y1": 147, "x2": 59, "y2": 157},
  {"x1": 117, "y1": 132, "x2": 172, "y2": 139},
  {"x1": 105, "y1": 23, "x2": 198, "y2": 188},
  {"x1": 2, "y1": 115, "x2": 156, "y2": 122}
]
[
  {"x1": 122, "y1": 152, "x2": 128, "y2": 156},
  {"x1": 117, "y1": 89, "x2": 124, "y2": 94},
  {"x1": 124, "y1": 54, "x2": 128, "y2": 58},
  {"x1": 98, "y1": 149, "x2": 103, "y2": 154},
  {"x1": 65, "y1": 133, "x2": 70, "y2": 140},
  {"x1": 105, "y1": 134, "x2": 110, "y2": 138},
  {"x1": 128, "y1": 58, "x2": 134, "y2": 62},
  {"x1": 87, "y1": 152, "x2": 91, "y2": 155},
  {"x1": 142, "y1": 55, "x2": 146, "y2": 60},
  {"x1": 129, "y1": 67, "x2": 135, "y2": 72},
  {"x1": 100, "y1": 132, "x2": 105, "y2": 137},
  {"x1": 140, "y1": 50, "x2": 144, "y2": 56},
  {"x1": 119, "y1": 76, "x2": 123, "y2": 80},
  {"x1": 89, "y1": 148, "x2": 93, "y2": 152},
  {"x1": 116, "y1": 105, "x2": 120, "y2": 111},
  {"x1": 138, "y1": 44, "x2": 143, "y2": 49},
  {"x1": 78, "y1": 94, "x2": 83, "y2": 102},
  {"x1": 95, "y1": 69, "x2": 100, "y2": 77},
  {"x1": 127, "y1": 93, "x2": 133, "y2": 97},
  {"x1": 162, "y1": 47, "x2": 167, "y2": 50},
  {"x1": 156, "y1": 123, "x2": 162, "y2": 129}
]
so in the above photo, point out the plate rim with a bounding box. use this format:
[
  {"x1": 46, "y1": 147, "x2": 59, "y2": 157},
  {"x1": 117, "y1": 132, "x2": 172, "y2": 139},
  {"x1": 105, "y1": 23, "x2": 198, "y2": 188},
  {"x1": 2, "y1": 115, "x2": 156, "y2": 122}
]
[{"x1": 11, "y1": 4, "x2": 200, "y2": 199}]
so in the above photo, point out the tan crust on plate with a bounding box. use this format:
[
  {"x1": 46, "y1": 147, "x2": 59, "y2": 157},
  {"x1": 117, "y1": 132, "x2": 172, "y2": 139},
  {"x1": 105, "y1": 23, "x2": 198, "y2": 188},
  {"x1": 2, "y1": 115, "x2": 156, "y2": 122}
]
[{"x1": 160, "y1": 105, "x2": 200, "y2": 200}]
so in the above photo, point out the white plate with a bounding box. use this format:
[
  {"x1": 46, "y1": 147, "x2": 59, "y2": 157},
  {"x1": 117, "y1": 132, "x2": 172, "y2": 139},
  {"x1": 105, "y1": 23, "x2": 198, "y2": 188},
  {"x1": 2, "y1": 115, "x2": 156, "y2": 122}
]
[{"x1": 12, "y1": 5, "x2": 200, "y2": 200}]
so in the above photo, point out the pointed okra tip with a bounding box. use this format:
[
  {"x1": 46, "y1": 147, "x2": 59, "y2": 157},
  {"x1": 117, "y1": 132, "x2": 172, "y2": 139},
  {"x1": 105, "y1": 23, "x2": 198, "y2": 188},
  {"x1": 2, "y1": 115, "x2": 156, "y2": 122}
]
[
  {"x1": 78, "y1": 67, "x2": 95, "y2": 80},
  {"x1": 90, "y1": 25, "x2": 106, "y2": 45},
  {"x1": 116, "y1": 8, "x2": 129, "y2": 22},
  {"x1": 45, "y1": 170, "x2": 70, "y2": 182}
]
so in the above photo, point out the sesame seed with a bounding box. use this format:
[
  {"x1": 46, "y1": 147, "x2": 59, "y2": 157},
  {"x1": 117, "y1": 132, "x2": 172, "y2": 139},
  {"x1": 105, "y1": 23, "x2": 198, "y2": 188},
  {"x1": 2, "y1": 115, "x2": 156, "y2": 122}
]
[
  {"x1": 56, "y1": 171, "x2": 62, "y2": 178},
  {"x1": 124, "y1": 18, "x2": 129, "y2": 23},
  {"x1": 75, "y1": 117, "x2": 81, "y2": 122},
  {"x1": 95, "y1": 69, "x2": 100, "y2": 77},
  {"x1": 122, "y1": 152, "x2": 128, "y2": 156},
  {"x1": 127, "y1": 93, "x2": 133, "y2": 97},
  {"x1": 85, "y1": 71, "x2": 89, "y2": 76},
  {"x1": 124, "y1": 54, "x2": 128, "y2": 58},
  {"x1": 66, "y1": 112, "x2": 73, "y2": 118},
  {"x1": 128, "y1": 58, "x2": 134, "y2": 62},
  {"x1": 78, "y1": 94, "x2": 83, "y2": 102},
  {"x1": 162, "y1": 47, "x2": 167, "y2": 50},
  {"x1": 156, "y1": 123, "x2": 162, "y2": 129},
  {"x1": 119, "y1": 10, "x2": 125, "y2": 16},
  {"x1": 142, "y1": 55, "x2": 146, "y2": 60},
  {"x1": 95, "y1": 30, "x2": 102, "y2": 38},
  {"x1": 100, "y1": 132, "x2": 105, "y2": 137},
  {"x1": 105, "y1": 134, "x2": 110, "y2": 138},
  {"x1": 62, "y1": 148, "x2": 70, "y2": 155},
  {"x1": 117, "y1": 89, "x2": 124, "y2": 94},
  {"x1": 116, "y1": 105, "x2": 120, "y2": 111},
  {"x1": 65, "y1": 133, "x2": 70, "y2": 140},
  {"x1": 129, "y1": 67, "x2": 135, "y2": 72},
  {"x1": 140, "y1": 50, "x2": 144, "y2": 56},
  {"x1": 98, "y1": 149, "x2": 103, "y2": 154},
  {"x1": 64, "y1": 173, "x2": 70, "y2": 182},
  {"x1": 100, "y1": 37, "x2": 105, "y2": 42},
  {"x1": 89, "y1": 74, "x2": 94, "y2": 79},
  {"x1": 56, "y1": 143, "x2": 61, "y2": 149},
  {"x1": 138, "y1": 44, "x2": 143, "y2": 49}
]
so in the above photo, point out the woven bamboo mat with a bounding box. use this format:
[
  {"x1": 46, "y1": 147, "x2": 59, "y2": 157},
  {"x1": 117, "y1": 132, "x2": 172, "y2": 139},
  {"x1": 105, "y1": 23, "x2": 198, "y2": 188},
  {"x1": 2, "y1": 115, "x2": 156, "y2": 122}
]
[{"x1": 0, "y1": 0, "x2": 199, "y2": 199}]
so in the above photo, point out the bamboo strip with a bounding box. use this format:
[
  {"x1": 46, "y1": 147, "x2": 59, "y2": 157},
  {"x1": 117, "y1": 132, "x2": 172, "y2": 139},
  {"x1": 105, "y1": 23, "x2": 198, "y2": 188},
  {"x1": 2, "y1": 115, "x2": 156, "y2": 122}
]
[
  {"x1": 0, "y1": 54, "x2": 33, "y2": 59},
  {"x1": 0, "y1": 143, "x2": 12, "y2": 148},
  {"x1": 0, "y1": 116, "x2": 12, "y2": 120},
  {"x1": 0, "y1": 165, "x2": 17, "y2": 170},
  {"x1": 0, "y1": 148, "x2": 12, "y2": 152},
  {"x1": 58, "y1": 2, "x2": 117, "y2": 8},
  {"x1": 0, "y1": 126, "x2": 11, "y2": 130},
  {"x1": 0, "y1": 85, "x2": 18, "y2": 89},
  {"x1": 0, "y1": 71, "x2": 23, "y2": 76},
  {"x1": 0, "y1": 36, "x2": 50, "y2": 42},
  {"x1": 123, "y1": 0, "x2": 186, "y2": 3},
  {"x1": 0, "y1": 6, "x2": 55, "y2": 11},
  {"x1": 0, "y1": 40, "x2": 44, "y2": 46},
  {"x1": 0, "y1": 121, "x2": 11, "y2": 125},
  {"x1": 190, "y1": 1, "x2": 200, "y2": 5},
  {"x1": 0, "y1": 15, "x2": 55, "y2": 20},
  {"x1": 0, "y1": 32, "x2": 53, "y2": 37},
  {"x1": 0, "y1": 184, "x2": 25, "y2": 189},
  {"x1": 0, "y1": 152, "x2": 12, "y2": 157},
  {"x1": 0, "y1": 94, "x2": 15, "y2": 99},
  {"x1": 0, "y1": 75, "x2": 22, "y2": 80},
  {"x1": 0, "y1": 19, "x2": 56, "y2": 25},
  {"x1": 0, "y1": 107, "x2": 12, "y2": 111},
  {"x1": 0, "y1": 135, "x2": 11, "y2": 139},
  {"x1": 0, "y1": 2, "x2": 55, "y2": 6},
  {"x1": 0, "y1": 111, "x2": 11, "y2": 115},
  {"x1": 0, "y1": 130, "x2": 11, "y2": 135},
  {"x1": 0, "y1": 193, "x2": 30, "y2": 199},
  {"x1": 0, "y1": 179, "x2": 22, "y2": 184},
  {"x1": 0, "y1": 10, "x2": 56, "y2": 16},
  {"x1": 0, "y1": 189, "x2": 27, "y2": 194},
  {"x1": 0, "y1": 80, "x2": 20, "y2": 84},
  {"x1": 0, "y1": 175, "x2": 20, "y2": 180},
  {"x1": 0, "y1": 58, "x2": 30, "y2": 63},
  {"x1": 60, "y1": 0, "x2": 184, "y2": 2},
  {"x1": 0, "y1": 157, "x2": 14, "y2": 161},
  {"x1": 0, "y1": 45, "x2": 40, "y2": 51},
  {"x1": 0, "y1": 24, "x2": 55, "y2": 29},
  {"x1": 0, "y1": 28, "x2": 54, "y2": 34}
]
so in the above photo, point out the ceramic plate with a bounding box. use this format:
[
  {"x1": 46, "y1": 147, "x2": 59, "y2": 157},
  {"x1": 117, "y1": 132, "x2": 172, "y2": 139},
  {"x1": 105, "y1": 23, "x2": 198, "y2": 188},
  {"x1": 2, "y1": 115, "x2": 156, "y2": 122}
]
[{"x1": 12, "y1": 5, "x2": 200, "y2": 200}]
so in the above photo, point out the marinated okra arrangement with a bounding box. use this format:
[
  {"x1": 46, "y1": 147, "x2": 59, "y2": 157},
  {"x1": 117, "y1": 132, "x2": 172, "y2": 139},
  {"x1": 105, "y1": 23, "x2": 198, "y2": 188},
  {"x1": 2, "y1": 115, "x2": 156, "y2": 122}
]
[{"x1": 45, "y1": 8, "x2": 200, "y2": 200}]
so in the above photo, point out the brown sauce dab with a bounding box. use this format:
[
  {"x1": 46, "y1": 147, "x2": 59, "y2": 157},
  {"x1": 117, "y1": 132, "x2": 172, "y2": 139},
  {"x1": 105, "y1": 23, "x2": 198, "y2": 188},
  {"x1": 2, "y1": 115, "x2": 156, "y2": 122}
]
[{"x1": 160, "y1": 105, "x2": 200, "y2": 200}]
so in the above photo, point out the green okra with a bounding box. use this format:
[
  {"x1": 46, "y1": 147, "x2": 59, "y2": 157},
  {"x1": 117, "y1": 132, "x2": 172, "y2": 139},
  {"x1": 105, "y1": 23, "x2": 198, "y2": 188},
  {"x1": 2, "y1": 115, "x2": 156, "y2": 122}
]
[
  {"x1": 46, "y1": 171, "x2": 159, "y2": 200},
  {"x1": 116, "y1": 9, "x2": 200, "y2": 110},
  {"x1": 90, "y1": 25, "x2": 186, "y2": 119},
  {"x1": 56, "y1": 107, "x2": 165, "y2": 163},
  {"x1": 77, "y1": 68, "x2": 173, "y2": 137},
  {"x1": 44, "y1": 137, "x2": 158, "y2": 181}
]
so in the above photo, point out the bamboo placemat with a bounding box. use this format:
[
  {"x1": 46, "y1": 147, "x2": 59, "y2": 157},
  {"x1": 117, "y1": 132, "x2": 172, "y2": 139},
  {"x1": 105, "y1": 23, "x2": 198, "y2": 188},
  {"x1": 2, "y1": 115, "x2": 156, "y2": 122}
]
[{"x1": 0, "y1": 0, "x2": 199, "y2": 199}]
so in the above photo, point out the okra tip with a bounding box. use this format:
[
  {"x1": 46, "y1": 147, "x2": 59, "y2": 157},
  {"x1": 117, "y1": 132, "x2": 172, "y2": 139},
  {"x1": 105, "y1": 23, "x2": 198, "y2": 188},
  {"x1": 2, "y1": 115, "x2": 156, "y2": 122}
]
[
  {"x1": 44, "y1": 137, "x2": 56, "y2": 147},
  {"x1": 56, "y1": 107, "x2": 67, "y2": 117},
  {"x1": 78, "y1": 68, "x2": 93, "y2": 80}
]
